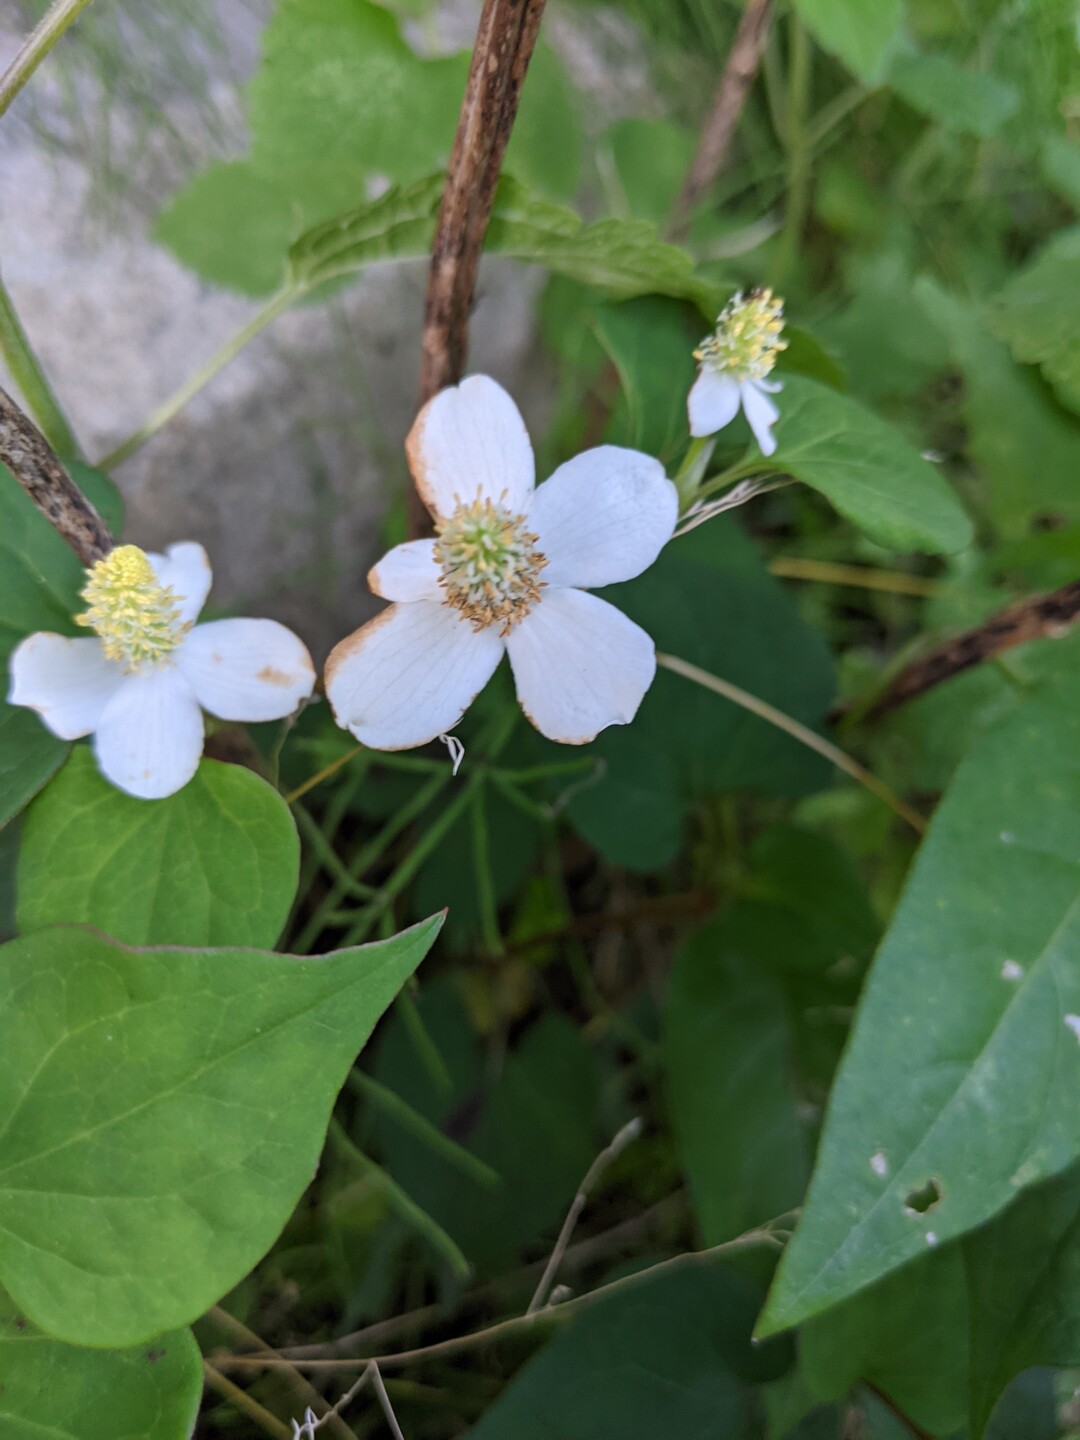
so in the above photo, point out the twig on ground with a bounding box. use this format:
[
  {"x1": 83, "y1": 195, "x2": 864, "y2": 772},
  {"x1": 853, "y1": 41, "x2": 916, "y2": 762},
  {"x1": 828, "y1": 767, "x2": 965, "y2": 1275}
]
[
  {"x1": 866, "y1": 579, "x2": 1080, "y2": 719},
  {"x1": 371, "y1": 1363, "x2": 407, "y2": 1440},
  {"x1": 214, "y1": 1221, "x2": 785, "y2": 1376},
  {"x1": 527, "y1": 1117, "x2": 644, "y2": 1314},
  {"x1": 203, "y1": 1360, "x2": 293, "y2": 1440},
  {"x1": 670, "y1": 0, "x2": 773, "y2": 238},
  {"x1": 412, "y1": 0, "x2": 548, "y2": 537},
  {"x1": 0, "y1": 384, "x2": 111, "y2": 564}
]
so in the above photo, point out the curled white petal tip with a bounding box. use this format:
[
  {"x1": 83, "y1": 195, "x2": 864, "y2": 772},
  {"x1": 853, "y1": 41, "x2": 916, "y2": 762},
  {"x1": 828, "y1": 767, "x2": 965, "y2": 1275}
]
[{"x1": 367, "y1": 539, "x2": 441, "y2": 602}]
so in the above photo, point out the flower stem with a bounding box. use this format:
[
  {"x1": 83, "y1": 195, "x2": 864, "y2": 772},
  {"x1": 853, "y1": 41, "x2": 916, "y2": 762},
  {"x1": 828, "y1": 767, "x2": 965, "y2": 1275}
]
[
  {"x1": 0, "y1": 0, "x2": 96, "y2": 119},
  {"x1": 0, "y1": 269, "x2": 79, "y2": 458},
  {"x1": 656, "y1": 651, "x2": 927, "y2": 835},
  {"x1": 672, "y1": 435, "x2": 716, "y2": 510},
  {"x1": 97, "y1": 284, "x2": 298, "y2": 470}
]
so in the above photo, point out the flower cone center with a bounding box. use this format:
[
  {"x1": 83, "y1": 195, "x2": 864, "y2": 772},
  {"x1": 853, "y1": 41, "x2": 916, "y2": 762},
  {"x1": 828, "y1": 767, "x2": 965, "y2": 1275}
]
[
  {"x1": 695, "y1": 287, "x2": 788, "y2": 382},
  {"x1": 435, "y1": 494, "x2": 547, "y2": 635},
  {"x1": 76, "y1": 545, "x2": 185, "y2": 668}
]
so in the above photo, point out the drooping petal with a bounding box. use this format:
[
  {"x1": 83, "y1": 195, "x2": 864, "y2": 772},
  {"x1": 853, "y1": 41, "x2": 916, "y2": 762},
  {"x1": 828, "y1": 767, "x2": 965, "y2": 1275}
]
[
  {"x1": 93, "y1": 666, "x2": 205, "y2": 799},
  {"x1": 8, "y1": 633, "x2": 125, "y2": 739},
  {"x1": 147, "y1": 542, "x2": 213, "y2": 626},
  {"x1": 368, "y1": 539, "x2": 442, "y2": 602},
  {"x1": 324, "y1": 601, "x2": 504, "y2": 750},
  {"x1": 741, "y1": 380, "x2": 781, "y2": 457},
  {"x1": 406, "y1": 375, "x2": 535, "y2": 520},
  {"x1": 527, "y1": 446, "x2": 677, "y2": 590},
  {"x1": 505, "y1": 588, "x2": 656, "y2": 745},
  {"x1": 756, "y1": 377, "x2": 784, "y2": 394},
  {"x1": 687, "y1": 370, "x2": 742, "y2": 438},
  {"x1": 176, "y1": 619, "x2": 315, "y2": 722}
]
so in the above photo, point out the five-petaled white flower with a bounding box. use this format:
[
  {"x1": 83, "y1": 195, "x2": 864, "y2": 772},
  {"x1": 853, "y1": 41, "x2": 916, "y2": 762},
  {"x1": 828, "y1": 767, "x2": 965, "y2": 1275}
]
[
  {"x1": 9, "y1": 542, "x2": 315, "y2": 799},
  {"x1": 687, "y1": 287, "x2": 788, "y2": 456},
  {"x1": 324, "y1": 376, "x2": 678, "y2": 749}
]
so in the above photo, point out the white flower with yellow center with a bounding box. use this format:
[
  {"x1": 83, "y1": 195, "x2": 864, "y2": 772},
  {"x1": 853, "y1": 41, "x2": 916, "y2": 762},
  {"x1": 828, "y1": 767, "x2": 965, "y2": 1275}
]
[
  {"x1": 9, "y1": 542, "x2": 315, "y2": 799},
  {"x1": 688, "y1": 287, "x2": 788, "y2": 455},
  {"x1": 324, "y1": 375, "x2": 678, "y2": 749}
]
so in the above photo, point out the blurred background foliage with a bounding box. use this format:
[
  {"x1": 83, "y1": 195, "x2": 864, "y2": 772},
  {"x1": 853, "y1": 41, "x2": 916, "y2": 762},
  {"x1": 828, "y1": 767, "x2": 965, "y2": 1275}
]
[{"x1": 5, "y1": 0, "x2": 1080, "y2": 1436}]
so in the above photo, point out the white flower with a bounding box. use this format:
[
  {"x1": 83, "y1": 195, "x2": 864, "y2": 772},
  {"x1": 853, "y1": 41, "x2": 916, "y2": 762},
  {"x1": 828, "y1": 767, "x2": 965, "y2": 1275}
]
[
  {"x1": 9, "y1": 542, "x2": 315, "y2": 799},
  {"x1": 687, "y1": 287, "x2": 788, "y2": 456},
  {"x1": 324, "y1": 376, "x2": 678, "y2": 749}
]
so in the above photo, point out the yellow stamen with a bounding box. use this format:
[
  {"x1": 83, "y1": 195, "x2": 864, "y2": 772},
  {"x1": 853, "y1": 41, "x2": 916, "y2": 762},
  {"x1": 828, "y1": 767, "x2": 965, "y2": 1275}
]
[
  {"x1": 76, "y1": 545, "x2": 185, "y2": 668},
  {"x1": 435, "y1": 493, "x2": 547, "y2": 635},
  {"x1": 694, "y1": 286, "x2": 788, "y2": 382}
]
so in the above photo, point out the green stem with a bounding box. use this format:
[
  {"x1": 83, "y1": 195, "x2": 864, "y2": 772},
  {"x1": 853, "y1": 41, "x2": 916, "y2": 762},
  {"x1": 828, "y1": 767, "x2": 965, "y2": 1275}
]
[
  {"x1": 342, "y1": 776, "x2": 482, "y2": 946},
  {"x1": 0, "y1": 269, "x2": 79, "y2": 456},
  {"x1": 672, "y1": 435, "x2": 716, "y2": 510},
  {"x1": 0, "y1": 0, "x2": 96, "y2": 118},
  {"x1": 774, "y1": 15, "x2": 813, "y2": 287},
  {"x1": 471, "y1": 780, "x2": 504, "y2": 958},
  {"x1": 327, "y1": 1118, "x2": 472, "y2": 1281},
  {"x1": 97, "y1": 284, "x2": 298, "y2": 470},
  {"x1": 294, "y1": 770, "x2": 450, "y2": 953},
  {"x1": 348, "y1": 1072, "x2": 500, "y2": 1190}
]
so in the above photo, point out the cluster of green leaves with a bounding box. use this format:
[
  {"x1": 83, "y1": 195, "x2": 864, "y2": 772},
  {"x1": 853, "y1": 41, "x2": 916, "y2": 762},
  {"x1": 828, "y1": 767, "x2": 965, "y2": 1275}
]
[{"x1": 6, "y1": 0, "x2": 1080, "y2": 1435}]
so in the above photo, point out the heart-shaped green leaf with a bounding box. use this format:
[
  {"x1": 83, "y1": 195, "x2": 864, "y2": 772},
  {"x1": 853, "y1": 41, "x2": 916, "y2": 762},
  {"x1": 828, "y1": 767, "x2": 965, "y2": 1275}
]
[
  {"x1": 0, "y1": 1298, "x2": 201, "y2": 1440},
  {"x1": 17, "y1": 749, "x2": 299, "y2": 947},
  {"x1": 0, "y1": 916, "x2": 441, "y2": 1346}
]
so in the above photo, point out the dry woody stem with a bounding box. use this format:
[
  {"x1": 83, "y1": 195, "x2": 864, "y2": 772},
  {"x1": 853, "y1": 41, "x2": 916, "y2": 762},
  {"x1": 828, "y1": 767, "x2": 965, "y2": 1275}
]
[
  {"x1": 413, "y1": 0, "x2": 548, "y2": 537},
  {"x1": 0, "y1": 384, "x2": 112, "y2": 565},
  {"x1": 868, "y1": 578, "x2": 1080, "y2": 719},
  {"x1": 670, "y1": 0, "x2": 773, "y2": 237}
]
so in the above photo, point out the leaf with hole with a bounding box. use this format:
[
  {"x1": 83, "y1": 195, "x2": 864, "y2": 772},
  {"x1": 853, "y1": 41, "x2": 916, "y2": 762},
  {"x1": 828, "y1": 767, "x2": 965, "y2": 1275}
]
[
  {"x1": 17, "y1": 748, "x2": 300, "y2": 947},
  {"x1": 0, "y1": 916, "x2": 441, "y2": 1345},
  {"x1": 758, "y1": 651, "x2": 1080, "y2": 1336}
]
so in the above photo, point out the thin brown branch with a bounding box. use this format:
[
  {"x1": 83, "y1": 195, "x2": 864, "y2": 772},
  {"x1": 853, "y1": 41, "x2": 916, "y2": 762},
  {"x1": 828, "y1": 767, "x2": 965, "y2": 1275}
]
[
  {"x1": 0, "y1": 383, "x2": 111, "y2": 565},
  {"x1": 867, "y1": 578, "x2": 1080, "y2": 720},
  {"x1": 411, "y1": 0, "x2": 548, "y2": 537},
  {"x1": 213, "y1": 1224, "x2": 784, "y2": 1377},
  {"x1": 670, "y1": 0, "x2": 773, "y2": 238},
  {"x1": 202, "y1": 1361, "x2": 293, "y2": 1440}
]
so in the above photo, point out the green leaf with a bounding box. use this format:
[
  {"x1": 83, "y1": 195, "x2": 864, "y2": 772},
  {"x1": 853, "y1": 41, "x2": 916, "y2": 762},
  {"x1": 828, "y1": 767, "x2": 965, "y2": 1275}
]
[
  {"x1": 771, "y1": 374, "x2": 973, "y2": 553},
  {"x1": 374, "y1": 986, "x2": 601, "y2": 1273},
  {"x1": 987, "y1": 227, "x2": 1080, "y2": 417},
  {"x1": 607, "y1": 117, "x2": 696, "y2": 227},
  {"x1": 567, "y1": 520, "x2": 836, "y2": 870},
  {"x1": 17, "y1": 748, "x2": 300, "y2": 948},
  {"x1": 758, "y1": 654, "x2": 1080, "y2": 1336},
  {"x1": 965, "y1": 1165, "x2": 1080, "y2": 1434},
  {"x1": 793, "y1": 0, "x2": 904, "y2": 83},
  {"x1": 0, "y1": 916, "x2": 441, "y2": 1345},
  {"x1": 889, "y1": 52, "x2": 1019, "y2": 137},
  {"x1": 919, "y1": 277, "x2": 1080, "y2": 537},
  {"x1": 591, "y1": 296, "x2": 699, "y2": 461},
  {"x1": 800, "y1": 1249, "x2": 970, "y2": 1436},
  {"x1": 157, "y1": 0, "x2": 581, "y2": 294},
  {"x1": 464, "y1": 1267, "x2": 758, "y2": 1439},
  {"x1": 0, "y1": 1300, "x2": 202, "y2": 1440},
  {"x1": 666, "y1": 910, "x2": 811, "y2": 1245},
  {"x1": 290, "y1": 174, "x2": 718, "y2": 313},
  {"x1": 0, "y1": 463, "x2": 123, "y2": 829}
]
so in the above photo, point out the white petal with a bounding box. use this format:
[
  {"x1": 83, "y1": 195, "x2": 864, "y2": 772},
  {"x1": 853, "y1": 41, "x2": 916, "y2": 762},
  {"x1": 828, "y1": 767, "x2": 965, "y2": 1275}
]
[
  {"x1": 741, "y1": 380, "x2": 781, "y2": 457},
  {"x1": 93, "y1": 667, "x2": 204, "y2": 799},
  {"x1": 505, "y1": 588, "x2": 656, "y2": 745},
  {"x1": 147, "y1": 542, "x2": 212, "y2": 626},
  {"x1": 687, "y1": 370, "x2": 741, "y2": 438},
  {"x1": 406, "y1": 375, "x2": 535, "y2": 520},
  {"x1": 176, "y1": 619, "x2": 315, "y2": 722},
  {"x1": 325, "y1": 601, "x2": 504, "y2": 750},
  {"x1": 527, "y1": 447, "x2": 677, "y2": 590},
  {"x1": 8, "y1": 633, "x2": 125, "y2": 740},
  {"x1": 368, "y1": 540, "x2": 442, "y2": 602},
  {"x1": 756, "y1": 377, "x2": 784, "y2": 394}
]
